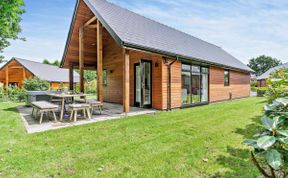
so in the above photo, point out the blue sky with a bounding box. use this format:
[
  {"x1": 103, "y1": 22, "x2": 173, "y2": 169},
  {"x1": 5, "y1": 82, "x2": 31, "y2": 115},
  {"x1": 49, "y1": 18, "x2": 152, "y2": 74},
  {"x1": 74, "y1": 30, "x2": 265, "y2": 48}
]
[{"x1": 2, "y1": 0, "x2": 288, "y2": 66}]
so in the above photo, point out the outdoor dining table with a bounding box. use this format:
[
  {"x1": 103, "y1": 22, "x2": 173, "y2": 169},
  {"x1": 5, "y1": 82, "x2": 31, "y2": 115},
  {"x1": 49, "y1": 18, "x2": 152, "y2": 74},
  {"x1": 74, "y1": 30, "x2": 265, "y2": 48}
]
[{"x1": 47, "y1": 93, "x2": 91, "y2": 121}]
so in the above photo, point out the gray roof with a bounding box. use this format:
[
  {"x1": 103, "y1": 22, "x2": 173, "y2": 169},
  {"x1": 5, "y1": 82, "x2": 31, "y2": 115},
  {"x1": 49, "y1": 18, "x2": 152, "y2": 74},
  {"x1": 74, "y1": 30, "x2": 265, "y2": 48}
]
[
  {"x1": 2, "y1": 58, "x2": 80, "y2": 83},
  {"x1": 257, "y1": 63, "x2": 288, "y2": 80},
  {"x1": 72, "y1": 0, "x2": 251, "y2": 72}
]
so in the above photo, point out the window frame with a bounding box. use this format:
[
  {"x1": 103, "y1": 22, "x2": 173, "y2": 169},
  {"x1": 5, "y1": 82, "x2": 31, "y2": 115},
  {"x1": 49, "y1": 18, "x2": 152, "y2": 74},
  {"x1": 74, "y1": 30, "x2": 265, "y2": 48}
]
[
  {"x1": 224, "y1": 70, "x2": 230, "y2": 86},
  {"x1": 181, "y1": 63, "x2": 209, "y2": 107}
]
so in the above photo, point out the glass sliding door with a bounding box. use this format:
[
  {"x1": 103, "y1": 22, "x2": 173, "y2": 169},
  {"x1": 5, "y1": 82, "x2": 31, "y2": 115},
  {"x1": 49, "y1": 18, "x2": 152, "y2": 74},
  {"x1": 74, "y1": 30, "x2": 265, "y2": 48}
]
[
  {"x1": 201, "y1": 67, "x2": 209, "y2": 102},
  {"x1": 182, "y1": 70, "x2": 191, "y2": 104},
  {"x1": 191, "y1": 73, "x2": 201, "y2": 103},
  {"x1": 181, "y1": 64, "x2": 209, "y2": 106},
  {"x1": 134, "y1": 60, "x2": 152, "y2": 108}
]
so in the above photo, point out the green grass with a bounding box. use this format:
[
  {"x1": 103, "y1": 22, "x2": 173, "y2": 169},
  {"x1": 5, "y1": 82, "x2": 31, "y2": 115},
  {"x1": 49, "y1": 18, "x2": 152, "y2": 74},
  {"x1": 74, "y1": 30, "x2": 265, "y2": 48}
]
[{"x1": 0, "y1": 97, "x2": 265, "y2": 177}]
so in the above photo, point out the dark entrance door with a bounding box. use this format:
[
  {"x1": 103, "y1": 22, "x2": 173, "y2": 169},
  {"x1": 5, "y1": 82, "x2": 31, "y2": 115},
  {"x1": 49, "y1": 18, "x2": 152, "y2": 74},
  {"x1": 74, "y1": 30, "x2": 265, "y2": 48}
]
[{"x1": 134, "y1": 60, "x2": 152, "y2": 108}]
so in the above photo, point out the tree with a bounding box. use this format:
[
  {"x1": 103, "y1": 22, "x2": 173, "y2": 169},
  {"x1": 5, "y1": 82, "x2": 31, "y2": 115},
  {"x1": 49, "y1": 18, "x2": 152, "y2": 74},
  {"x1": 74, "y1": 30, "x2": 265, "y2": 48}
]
[
  {"x1": 42, "y1": 59, "x2": 60, "y2": 67},
  {"x1": 0, "y1": 0, "x2": 25, "y2": 61},
  {"x1": 248, "y1": 55, "x2": 282, "y2": 76}
]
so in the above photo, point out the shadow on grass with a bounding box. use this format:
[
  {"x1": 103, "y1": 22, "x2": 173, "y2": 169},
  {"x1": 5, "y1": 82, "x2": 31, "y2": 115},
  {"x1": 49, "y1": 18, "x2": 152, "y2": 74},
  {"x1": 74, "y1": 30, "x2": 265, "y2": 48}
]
[
  {"x1": 212, "y1": 116, "x2": 262, "y2": 177},
  {"x1": 3, "y1": 107, "x2": 19, "y2": 113},
  {"x1": 234, "y1": 116, "x2": 262, "y2": 139},
  {"x1": 212, "y1": 147, "x2": 258, "y2": 178}
]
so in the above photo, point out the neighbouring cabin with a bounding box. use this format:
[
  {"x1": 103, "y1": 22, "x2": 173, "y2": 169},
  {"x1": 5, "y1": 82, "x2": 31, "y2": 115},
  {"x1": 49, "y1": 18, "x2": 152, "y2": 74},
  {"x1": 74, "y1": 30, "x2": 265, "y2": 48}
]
[
  {"x1": 256, "y1": 63, "x2": 288, "y2": 87},
  {"x1": 61, "y1": 0, "x2": 251, "y2": 112},
  {"x1": 0, "y1": 58, "x2": 80, "y2": 90}
]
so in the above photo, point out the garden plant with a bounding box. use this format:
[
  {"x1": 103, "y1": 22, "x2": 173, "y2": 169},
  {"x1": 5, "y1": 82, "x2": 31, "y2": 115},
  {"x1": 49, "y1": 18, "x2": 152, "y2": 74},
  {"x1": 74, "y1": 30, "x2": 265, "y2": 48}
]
[{"x1": 243, "y1": 68, "x2": 288, "y2": 178}]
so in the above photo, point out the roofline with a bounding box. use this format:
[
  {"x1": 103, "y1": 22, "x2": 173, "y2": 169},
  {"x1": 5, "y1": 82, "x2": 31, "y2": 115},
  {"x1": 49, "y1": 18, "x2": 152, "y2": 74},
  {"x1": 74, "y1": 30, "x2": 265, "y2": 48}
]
[
  {"x1": 61, "y1": 0, "x2": 80, "y2": 68},
  {"x1": 123, "y1": 42, "x2": 252, "y2": 73},
  {"x1": 60, "y1": 0, "x2": 251, "y2": 73},
  {"x1": 0, "y1": 58, "x2": 36, "y2": 77}
]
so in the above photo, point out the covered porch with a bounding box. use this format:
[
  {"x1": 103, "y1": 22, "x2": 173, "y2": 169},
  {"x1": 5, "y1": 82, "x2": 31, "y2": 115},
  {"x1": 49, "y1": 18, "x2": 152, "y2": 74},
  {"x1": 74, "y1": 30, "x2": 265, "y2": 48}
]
[{"x1": 62, "y1": 6, "x2": 131, "y2": 113}]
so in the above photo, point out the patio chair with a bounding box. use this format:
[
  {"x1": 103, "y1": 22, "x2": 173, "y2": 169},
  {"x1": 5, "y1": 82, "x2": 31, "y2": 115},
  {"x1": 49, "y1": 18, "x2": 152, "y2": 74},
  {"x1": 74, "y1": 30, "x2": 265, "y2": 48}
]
[
  {"x1": 69, "y1": 104, "x2": 91, "y2": 122},
  {"x1": 87, "y1": 100, "x2": 104, "y2": 115}
]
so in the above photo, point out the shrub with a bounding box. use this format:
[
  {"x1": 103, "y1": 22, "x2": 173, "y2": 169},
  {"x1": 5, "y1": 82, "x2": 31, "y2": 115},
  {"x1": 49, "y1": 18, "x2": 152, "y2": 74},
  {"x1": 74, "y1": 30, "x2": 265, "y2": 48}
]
[
  {"x1": 251, "y1": 87, "x2": 258, "y2": 92},
  {"x1": 85, "y1": 80, "x2": 96, "y2": 94},
  {"x1": 251, "y1": 80, "x2": 257, "y2": 87},
  {"x1": 243, "y1": 98, "x2": 288, "y2": 177},
  {"x1": 7, "y1": 86, "x2": 26, "y2": 102},
  {"x1": 23, "y1": 77, "x2": 50, "y2": 91},
  {"x1": 257, "y1": 87, "x2": 268, "y2": 97},
  {"x1": 265, "y1": 68, "x2": 288, "y2": 103}
]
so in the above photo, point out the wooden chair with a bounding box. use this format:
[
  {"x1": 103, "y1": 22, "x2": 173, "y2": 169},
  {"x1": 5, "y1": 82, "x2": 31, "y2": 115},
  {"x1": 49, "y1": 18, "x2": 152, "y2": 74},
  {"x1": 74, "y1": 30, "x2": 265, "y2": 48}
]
[
  {"x1": 69, "y1": 104, "x2": 91, "y2": 122},
  {"x1": 87, "y1": 100, "x2": 104, "y2": 115},
  {"x1": 31, "y1": 101, "x2": 58, "y2": 124}
]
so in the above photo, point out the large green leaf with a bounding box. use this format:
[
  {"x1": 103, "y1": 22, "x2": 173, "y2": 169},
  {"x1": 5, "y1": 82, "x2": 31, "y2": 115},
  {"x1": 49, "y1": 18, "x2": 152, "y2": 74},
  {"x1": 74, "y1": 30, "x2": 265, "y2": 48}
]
[
  {"x1": 242, "y1": 139, "x2": 256, "y2": 146},
  {"x1": 257, "y1": 136, "x2": 276, "y2": 150},
  {"x1": 265, "y1": 149, "x2": 282, "y2": 170},
  {"x1": 278, "y1": 137, "x2": 288, "y2": 144},
  {"x1": 276, "y1": 98, "x2": 288, "y2": 106},
  {"x1": 277, "y1": 130, "x2": 288, "y2": 137},
  {"x1": 262, "y1": 116, "x2": 274, "y2": 131}
]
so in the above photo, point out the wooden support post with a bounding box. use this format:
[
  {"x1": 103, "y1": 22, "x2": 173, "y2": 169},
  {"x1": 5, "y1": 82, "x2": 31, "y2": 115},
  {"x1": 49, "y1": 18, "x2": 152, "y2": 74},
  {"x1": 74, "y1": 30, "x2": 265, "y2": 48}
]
[
  {"x1": 123, "y1": 49, "x2": 130, "y2": 113},
  {"x1": 22, "y1": 68, "x2": 26, "y2": 88},
  {"x1": 22, "y1": 68, "x2": 26, "y2": 80},
  {"x1": 79, "y1": 25, "x2": 84, "y2": 93},
  {"x1": 97, "y1": 20, "x2": 103, "y2": 102},
  {"x1": 69, "y1": 63, "x2": 74, "y2": 91},
  {"x1": 5, "y1": 67, "x2": 9, "y2": 89}
]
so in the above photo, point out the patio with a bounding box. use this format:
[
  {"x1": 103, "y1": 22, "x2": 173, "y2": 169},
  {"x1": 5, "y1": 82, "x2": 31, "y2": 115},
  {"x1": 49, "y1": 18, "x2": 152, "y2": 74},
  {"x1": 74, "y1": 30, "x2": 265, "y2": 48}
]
[{"x1": 17, "y1": 102, "x2": 156, "y2": 134}]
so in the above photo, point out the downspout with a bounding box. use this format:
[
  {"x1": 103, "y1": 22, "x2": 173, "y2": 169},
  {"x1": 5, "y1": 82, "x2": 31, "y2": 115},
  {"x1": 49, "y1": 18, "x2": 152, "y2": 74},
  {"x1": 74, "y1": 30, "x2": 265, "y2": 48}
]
[{"x1": 167, "y1": 56, "x2": 179, "y2": 111}]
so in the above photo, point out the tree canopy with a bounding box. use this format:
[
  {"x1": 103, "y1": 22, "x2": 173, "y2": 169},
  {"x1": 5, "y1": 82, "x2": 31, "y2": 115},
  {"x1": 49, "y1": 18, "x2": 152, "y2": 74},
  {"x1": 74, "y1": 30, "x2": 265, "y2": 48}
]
[
  {"x1": 43, "y1": 59, "x2": 60, "y2": 67},
  {"x1": 248, "y1": 55, "x2": 282, "y2": 76},
  {"x1": 0, "y1": 0, "x2": 25, "y2": 62}
]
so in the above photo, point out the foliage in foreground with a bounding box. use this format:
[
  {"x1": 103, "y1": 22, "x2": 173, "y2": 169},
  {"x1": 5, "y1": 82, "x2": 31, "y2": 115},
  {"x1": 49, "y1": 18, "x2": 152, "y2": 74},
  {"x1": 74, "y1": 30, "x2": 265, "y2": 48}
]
[
  {"x1": 244, "y1": 98, "x2": 288, "y2": 176},
  {"x1": 266, "y1": 68, "x2": 288, "y2": 103},
  {"x1": 22, "y1": 77, "x2": 50, "y2": 91}
]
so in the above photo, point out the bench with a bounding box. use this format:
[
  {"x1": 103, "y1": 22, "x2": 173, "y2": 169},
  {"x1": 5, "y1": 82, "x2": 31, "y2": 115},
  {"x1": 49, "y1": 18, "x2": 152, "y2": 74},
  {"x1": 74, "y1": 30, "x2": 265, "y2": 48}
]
[
  {"x1": 69, "y1": 104, "x2": 91, "y2": 122},
  {"x1": 31, "y1": 101, "x2": 59, "y2": 124},
  {"x1": 87, "y1": 100, "x2": 104, "y2": 115}
]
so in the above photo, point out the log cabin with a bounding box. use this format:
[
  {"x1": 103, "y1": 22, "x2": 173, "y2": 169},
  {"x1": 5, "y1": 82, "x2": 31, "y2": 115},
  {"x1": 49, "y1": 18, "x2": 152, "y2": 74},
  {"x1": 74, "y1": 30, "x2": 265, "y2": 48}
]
[
  {"x1": 0, "y1": 58, "x2": 79, "y2": 89},
  {"x1": 61, "y1": 0, "x2": 252, "y2": 112}
]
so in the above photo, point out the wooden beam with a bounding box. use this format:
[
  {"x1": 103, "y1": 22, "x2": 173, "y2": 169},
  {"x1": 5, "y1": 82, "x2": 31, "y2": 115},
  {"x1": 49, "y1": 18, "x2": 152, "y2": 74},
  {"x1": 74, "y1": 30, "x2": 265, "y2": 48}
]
[
  {"x1": 69, "y1": 63, "x2": 74, "y2": 91},
  {"x1": 9, "y1": 66, "x2": 24, "y2": 69},
  {"x1": 123, "y1": 49, "x2": 130, "y2": 113},
  {"x1": 84, "y1": 16, "x2": 97, "y2": 27},
  {"x1": 22, "y1": 68, "x2": 26, "y2": 87},
  {"x1": 97, "y1": 20, "x2": 103, "y2": 102},
  {"x1": 79, "y1": 25, "x2": 85, "y2": 93},
  {"x1": 86, "y1": 24, "x2": 97, "y2": 29},
  {"x1": 5, "y1": 67, "x2": 8, "y2": 89}
]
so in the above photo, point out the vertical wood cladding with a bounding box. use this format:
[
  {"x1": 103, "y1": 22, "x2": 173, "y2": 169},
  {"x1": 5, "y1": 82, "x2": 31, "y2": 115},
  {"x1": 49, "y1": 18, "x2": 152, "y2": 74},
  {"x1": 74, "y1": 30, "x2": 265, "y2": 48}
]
[
  {"x1": 209, "y1": 66, "x2": 251, "y2": 102},
  {"x1": 102, "y1": 28, "x2": 123, "y2": 104}
]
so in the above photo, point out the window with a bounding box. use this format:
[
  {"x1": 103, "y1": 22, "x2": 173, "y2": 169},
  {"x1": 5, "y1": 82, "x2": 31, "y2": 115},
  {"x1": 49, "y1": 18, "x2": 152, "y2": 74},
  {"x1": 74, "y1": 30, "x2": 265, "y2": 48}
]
[
  {"x1": 181, "y1": 64, "x2": 209, "y2": 105},
  {"x1": 224, "y1": 70, "x2": 230, "y2": 86}
]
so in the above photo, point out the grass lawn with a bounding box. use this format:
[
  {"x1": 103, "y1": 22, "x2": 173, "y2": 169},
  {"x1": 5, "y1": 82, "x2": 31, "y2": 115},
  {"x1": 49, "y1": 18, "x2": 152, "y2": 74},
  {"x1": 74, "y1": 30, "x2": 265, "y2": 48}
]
[{"x1": 0, "y1": 97, "x2": 265, "y2": 177}]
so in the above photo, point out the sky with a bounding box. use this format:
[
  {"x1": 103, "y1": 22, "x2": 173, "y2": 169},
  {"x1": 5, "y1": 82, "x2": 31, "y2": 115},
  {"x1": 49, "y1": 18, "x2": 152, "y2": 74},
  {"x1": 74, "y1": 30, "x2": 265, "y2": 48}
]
[{"x1": 2, "y1": 0, "x2": 288, "y2": 66}]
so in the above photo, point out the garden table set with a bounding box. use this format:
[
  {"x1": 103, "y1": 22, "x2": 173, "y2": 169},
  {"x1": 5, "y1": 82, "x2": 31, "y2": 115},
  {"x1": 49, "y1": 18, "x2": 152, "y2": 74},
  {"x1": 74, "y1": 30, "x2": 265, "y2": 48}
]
[{"x1": 31, "y1": 92, "x2": 103, "y2": 124}]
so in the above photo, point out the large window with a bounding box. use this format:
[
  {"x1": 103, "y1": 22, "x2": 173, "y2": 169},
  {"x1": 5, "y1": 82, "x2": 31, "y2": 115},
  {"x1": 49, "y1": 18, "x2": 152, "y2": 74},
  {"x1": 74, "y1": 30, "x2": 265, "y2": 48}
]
[
  {"x1": 224, "y1": 70, "x2": 230, "y2": 86},
  {"x1": 182, "y1": 64, "x2": 209, "y2": 105}
]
